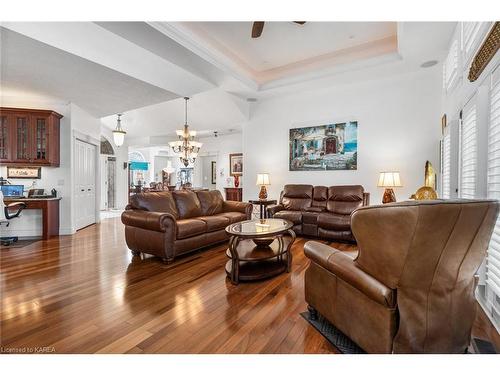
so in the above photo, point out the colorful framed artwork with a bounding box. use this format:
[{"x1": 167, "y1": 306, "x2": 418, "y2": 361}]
[
  {"x1": 229, "y1": 153, "x2": 243, "y2": 176},
  {"x1": 289, "y1": 121, "x2": 358, "y2": 171},
  {"x1": 7, "y1": 166, "x2": 42, "y2": 179}
]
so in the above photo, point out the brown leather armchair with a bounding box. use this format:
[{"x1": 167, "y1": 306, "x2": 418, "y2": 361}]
[
  {"x1": 122, "y1": 190, "x2": 252, "y2": 263},
  {"x1": 304, "y1": 199, "x2": 499, "y2": 353},
  {"x1": 267, "y1": 184, "x2": 369, "y2": 242}
]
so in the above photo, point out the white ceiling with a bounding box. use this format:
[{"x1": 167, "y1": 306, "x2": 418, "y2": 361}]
[
  {"x1": 0, "y1": 21, "x2": 457, "y2": 129},
  {"x1": 0, "y1": 27, "x2": 179, "y2": 117},
  {"x1": 181, "y1": 22, "x2": 397, "y2": 72},
  {"x1": 100, "y1": 89, "x2": 248, "y2": 141}
]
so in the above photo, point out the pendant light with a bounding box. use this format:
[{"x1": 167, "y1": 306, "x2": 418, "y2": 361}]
[{"x1": 112, "y1": 113, "x2": 126, "y2": 147}]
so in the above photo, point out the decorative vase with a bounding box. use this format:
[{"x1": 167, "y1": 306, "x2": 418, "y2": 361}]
[{"x1": 234, "y1": 175, "x2": 240, "y2": 188}]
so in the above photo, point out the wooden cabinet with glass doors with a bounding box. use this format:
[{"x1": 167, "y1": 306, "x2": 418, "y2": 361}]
[{"x1": 0, "y1": 107, "x2": 62, "y2": 166}]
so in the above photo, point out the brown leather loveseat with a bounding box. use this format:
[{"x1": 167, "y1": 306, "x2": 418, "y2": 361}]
[
  {"x1": 122, "y1": 190, "x2": 252, "y2": 263},
  {"x1": 267, "y1": 184, "x2": 369, "y2": 242},
  {"x1": 304, "y1": 199, "x2": 499, "y2": 353}
]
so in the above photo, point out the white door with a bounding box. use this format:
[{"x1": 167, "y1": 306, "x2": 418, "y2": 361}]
[{"x1": 75, "y1": 139, "x2": 97, "y2": 230}]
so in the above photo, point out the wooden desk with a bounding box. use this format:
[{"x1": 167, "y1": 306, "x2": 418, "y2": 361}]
[{"x1": 4, "y1": 197, "x2": 61, "y2": 239}]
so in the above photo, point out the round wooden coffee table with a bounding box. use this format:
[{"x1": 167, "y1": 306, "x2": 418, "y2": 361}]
[{"x1": 225, "y1": 219, "x2": 296, "y2": 285}]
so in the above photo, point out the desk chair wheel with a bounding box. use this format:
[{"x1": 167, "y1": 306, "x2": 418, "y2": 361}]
[{"x1": 1, "y1": 236, "x2": 19, "y2": 246}]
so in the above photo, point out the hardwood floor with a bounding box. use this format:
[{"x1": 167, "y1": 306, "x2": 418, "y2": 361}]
[{"x1": 0, "y1": 217, "x2": 344, "y2": 354}]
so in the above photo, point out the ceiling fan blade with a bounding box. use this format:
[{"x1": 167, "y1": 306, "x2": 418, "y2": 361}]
[
  {"x1": 293, "y1": 21, "x2": 306, "y2": 25},
  {"x1": 252, "y1": 22, "x2": 265, "y2": 38}
]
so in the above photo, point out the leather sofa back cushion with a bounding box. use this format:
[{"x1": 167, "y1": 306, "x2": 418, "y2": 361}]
[
  {"x1": 312, "y1": 186, "x2": 328, "y2": 208},
  {"x1": 129, "y1": 191, "x2": 179, "y2": 218},
  {"x1": 196, "y1": 190, "x2": 224, "y2": 215},
  {"x1": 282, "y1": 184, "x2": 313, "y2": 210},
  {"x1": 327, "y1": 185, "x2": 364, "y2": 215},
  {"x1": 172, "y1": 190, "x2": 203, "y2": 219}
]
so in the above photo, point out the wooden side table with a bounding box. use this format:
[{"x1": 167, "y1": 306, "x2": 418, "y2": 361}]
[
  {"x1": 225, "y1": 187, "x2": 242, "y2": 201},
  {"x1": 248, "y1": 199, "x2": 277, "y2": 219}
]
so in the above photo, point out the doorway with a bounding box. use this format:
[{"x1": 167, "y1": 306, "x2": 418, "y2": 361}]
[{"x1": 74, "y1": 139, "x2": 97, "y2": 230}]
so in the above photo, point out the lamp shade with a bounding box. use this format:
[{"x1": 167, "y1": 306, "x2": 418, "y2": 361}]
[
  {"x1": 256, "y1": 173, "x2": 270, "y2": 186},
  {"x1": 112, "y1": 130, "x2": 126, "y2": 147},
  {"x1": 377, "y1": 172, "x2": 402, "y2": 187}
]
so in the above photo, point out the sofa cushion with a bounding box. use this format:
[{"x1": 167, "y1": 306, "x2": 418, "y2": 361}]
[
  {"x1": 318, "y1": 212, "x2": 351, "y2": 231},
  {"x1": 196, "y1": 190, "x2": 224, "y2": 216},
  {"x1": 176, "y1": 218, "x2": 207, "y2": 239},
  {"x1": 312, "y1": 186, "x2": 328, "y2": 209},
  {"x1": 327, "y1": 185, "x2": 364, "y2": 215},
  {"x1": 282, "y1": 184, "x2": 313, "y2": 210},
  {"x1": 172, "y1": 190, "x2": 203, "y2": 219},
  {"x1": 304, "y1": 206, "x2": 325, "y2": 213},
  {"x1": 274, "y1": 210, "x2": 303, "y2": 225},
  {"x1": 302, "y1": 211, "x2": 319, "y2": 224},
  {"x1": 196, "y1": 215, "x2": 230, "y2": 232},
  {"x1": 129, "y1": 191, "x2": 179, "y2": 218},
  {"x1": 215, "y1": 212, "x2": 247, "y2": 224}
]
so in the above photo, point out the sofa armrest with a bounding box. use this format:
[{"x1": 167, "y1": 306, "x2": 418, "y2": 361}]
[
  {"x1": 121, "y1": 210, "x2": 176, "y2": 233},
  {"x1": 363, "y1": 192, "x2": 370, "y2": 206},
  {"x1": 267, "y1": 204, "x2": 284, "y2": 217},
  {"x1": 304, "y1": 241, "x2": 395, "y2": 307},
  {"x1": 223, "y1": 201, "x2": 253, "y2": 219}
]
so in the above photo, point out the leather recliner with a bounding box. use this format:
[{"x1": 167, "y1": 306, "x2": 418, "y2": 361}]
[
  {"x1": 267, "y1": 184, "x2": 369, "y2": 242},
  {"x1": 121, "y1": 190, "x2": 252, "y2": 263},
  {"x1": 304, "y1": 199, "x2": 499, "y2": 353}
]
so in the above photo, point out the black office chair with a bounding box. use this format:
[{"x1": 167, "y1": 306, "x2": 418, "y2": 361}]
[{"x1": 0, "y1": 191, "x2": 27, "y2": 246}]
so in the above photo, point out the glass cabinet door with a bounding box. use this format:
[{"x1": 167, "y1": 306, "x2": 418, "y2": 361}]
[
  {"x1": 33, "y1": 116, "x2": 49, "y2": 162},
  {"x1": 15, "y1": 114, "x2": 31, "y2": 161},
  {"x1": 0, "y1": 115, "x2": 8, "y2": 160}
]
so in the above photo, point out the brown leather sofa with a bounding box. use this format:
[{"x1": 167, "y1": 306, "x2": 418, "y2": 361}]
[
  {"x1": 304, "y1": 199, "x2": 499, "y2": 353},
  {"x1": 121, "y1": 190, "x2": 252, "y2": 263},
  {"x1": 267, "y1": 184, "x2": 369, "y2": 242}
]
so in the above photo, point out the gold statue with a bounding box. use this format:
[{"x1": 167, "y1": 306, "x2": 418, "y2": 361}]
[{"x1": 412, "y1": 161, "x2": 438, "y2": 200}]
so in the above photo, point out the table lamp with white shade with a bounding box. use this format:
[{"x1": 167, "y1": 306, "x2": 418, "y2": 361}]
[
  {"x1": 377, "y1": 171, "x2": 402, "y2": 204},
  {"x1": 256, "y1": 173, "x2": 270, "y2": 200}
]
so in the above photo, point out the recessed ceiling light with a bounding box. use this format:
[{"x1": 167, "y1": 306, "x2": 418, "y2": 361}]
[
  {"x1": 420, "y1": 60, "x2": 438, "y2": 68},
  {"x1": 246, "y1": 98, "x2": 258, "y2": 103}
]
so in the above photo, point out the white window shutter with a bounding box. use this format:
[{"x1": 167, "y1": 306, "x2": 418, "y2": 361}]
[
  {"x1": 441, "y1": 131, "x2": 451, "y2": 199},
  {"x1": 486, "y1": 66, "x2": 500, "y2": 324},
  {"x1": 443, "y1": 39, "x2": 459, "y2": 93},
  {"x1": 462, "y1": 22, "x2": 483, "y2": 64},
  {"x1": 460, "y1": 98, "x2": 477, "y2": 199}
]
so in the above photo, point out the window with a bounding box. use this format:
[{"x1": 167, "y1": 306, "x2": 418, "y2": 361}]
[
  {"x1": 486, "y1": 66, "x2": 500, "y2": 326},
  {"x1": 443, "y1": 39, "x2": 459, "y2": 93},
  {"x1": 461, "y1": 22, "x2": 483, "y2": 64},
  {"x1": 441, "y1": 131, "x2": 451, "y2": 199},
  {"x1": 460, "y1": 99, "x2": 477, "y2": 199}
]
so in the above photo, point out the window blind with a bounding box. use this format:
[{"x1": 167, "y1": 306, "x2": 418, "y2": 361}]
[
  {"x1": 486, "y1": 67, "x2": 500, "y2": 320},
  {"x1": 443, "y1": 39, "x2": 459, "y2": 92},
  {"x1": 441, "y1": 132, "x2": 451, "y2": 199},
  {"x1": 462, "y1": 22, "x2": 482, "y2": 64},
  {"x1": 460, "y1": 100, "x2": 477, "y2": 199}
]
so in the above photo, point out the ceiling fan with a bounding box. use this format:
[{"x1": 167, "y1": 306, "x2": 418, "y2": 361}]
[{"x1": 251, "y1": 21, "x2": 306, "y2": 38}]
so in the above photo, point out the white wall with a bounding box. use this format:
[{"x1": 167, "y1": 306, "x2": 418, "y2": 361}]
[
  {"x1": 196, "y1": 133, "x2": 242, "y2": 193},
  {"x1": 242, "y1": 68, "x2": 443, "y2": 204}
]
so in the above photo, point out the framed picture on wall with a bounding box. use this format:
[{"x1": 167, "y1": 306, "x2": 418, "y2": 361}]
[
  {"x1": 289, "y1": 121, "x2": 358, "y2": 171},
  {"x1": 211, "y1": 161, "x2": 217, "y2": 184},
  {"x1": 7, "y1": 166, "x2": 42, "y2": 179},
  {"x1": 229, "y1": 153, "x2": 243, "y2": 176}
]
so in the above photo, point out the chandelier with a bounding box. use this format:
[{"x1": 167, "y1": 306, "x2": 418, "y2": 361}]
[{"x1": 169, "y1": 97, "x2": 202, "y2": 167}]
